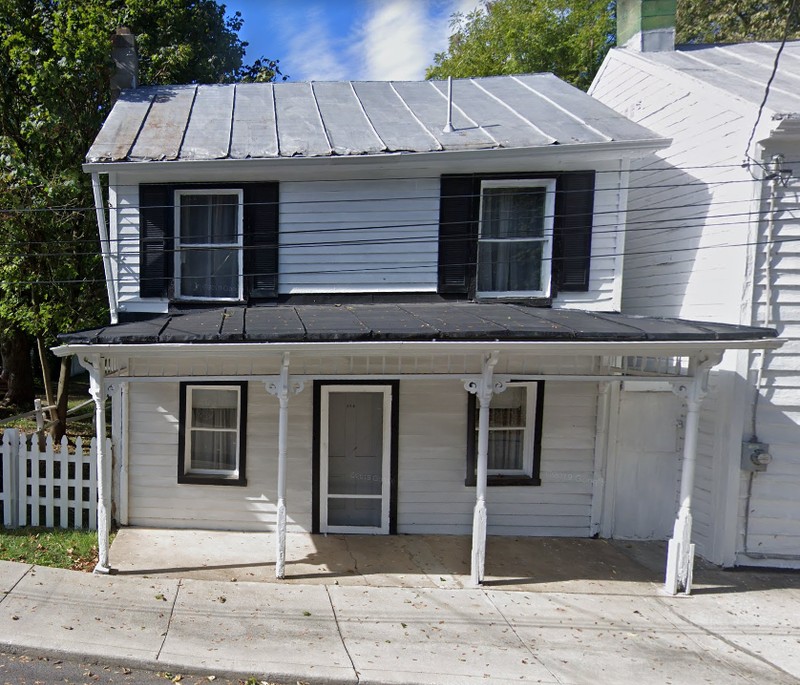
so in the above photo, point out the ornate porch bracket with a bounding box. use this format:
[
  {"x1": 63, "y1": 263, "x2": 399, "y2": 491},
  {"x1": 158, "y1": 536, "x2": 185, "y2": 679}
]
[
  {"x1": 665, "y1": 352, "x2": 723, "y2": 595},
  {"x1": 463, "y1": 351, "x2": 507, "y2": 586},
  {"x1": 263, "y1": 353, "x2": 305, "y2": 580}
]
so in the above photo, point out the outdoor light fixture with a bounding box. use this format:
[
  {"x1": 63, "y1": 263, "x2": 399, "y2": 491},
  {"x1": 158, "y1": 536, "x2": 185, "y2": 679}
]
[{"x1": 767, "y1": 153, "x2": 793, "y2": 187}]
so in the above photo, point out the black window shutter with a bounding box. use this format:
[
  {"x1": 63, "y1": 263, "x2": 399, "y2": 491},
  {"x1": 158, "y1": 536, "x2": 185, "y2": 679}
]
[
  {"x1": 139, "y1": 184, "x2": 172, "y2": 298},
  {"x1": 438, "y1": 176, "x2": 479, "y2": 295},
  {"x1": 553, "y1": 172, "x2": 595, "y2": 292},
  {"x1": 243, "y1": 183, "x2": 279, "y2": 299}
]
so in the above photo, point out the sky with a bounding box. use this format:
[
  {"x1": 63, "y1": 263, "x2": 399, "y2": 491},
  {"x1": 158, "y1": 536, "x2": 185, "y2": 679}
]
[{"x1": 224, "y1": 0, "x2": 482, "y2": 82}]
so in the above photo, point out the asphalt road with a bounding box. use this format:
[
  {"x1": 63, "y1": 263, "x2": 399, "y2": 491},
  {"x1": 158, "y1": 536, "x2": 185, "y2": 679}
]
[{"x1": 0, "y1": 652, "x2": 275, "y2": 685}]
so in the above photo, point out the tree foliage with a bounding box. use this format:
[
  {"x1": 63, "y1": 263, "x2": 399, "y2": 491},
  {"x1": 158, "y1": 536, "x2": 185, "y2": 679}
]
[
  {"x1": 677, "y1": 0, "x2": 800, "y2": 44},
  {"x1": 428, "y1": 0, "x2": 800, "y2": 90},
  {"x1": 426, "y1": 0, "x2": 615, "y2": 90},
  {"x1": 0, "y1": 0, "x2": 284, "y2": 406}
]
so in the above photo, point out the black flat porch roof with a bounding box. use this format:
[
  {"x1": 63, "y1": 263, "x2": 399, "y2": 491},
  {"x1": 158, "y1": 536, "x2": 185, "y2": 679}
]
[{"x1": 58, "y1": 303, "x2": 778, "y2": 345}]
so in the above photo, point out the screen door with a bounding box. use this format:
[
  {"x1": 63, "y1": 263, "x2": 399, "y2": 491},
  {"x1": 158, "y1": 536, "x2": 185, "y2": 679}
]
[{"x1": 320, "y1": 385, "x2": 392, "y2": 533}]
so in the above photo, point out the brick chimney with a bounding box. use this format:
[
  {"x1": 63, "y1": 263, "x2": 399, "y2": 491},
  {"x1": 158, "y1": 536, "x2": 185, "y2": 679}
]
[
  {"x1": 110, "y1": 27, "x2": 137, "y2": 104},
  {"x1": 617, "y1": 0, "x2": 676, "y2": 52}
]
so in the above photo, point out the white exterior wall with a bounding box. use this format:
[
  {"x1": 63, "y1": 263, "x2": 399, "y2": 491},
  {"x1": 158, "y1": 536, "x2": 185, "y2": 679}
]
[
  {"x1": 592, "y1": 49, "x2": 800, "y2": 567},
  {"x1": 108, "y1": 157, "x2": 628, "y2": 315},
  {"x1": 398, "y1": 380, "x2": 597, "y2": 536},
  {"x1": 278, "y1": 178, "x2": 439, "y2": 294},
  {"x1": 742, "y1": 139, "x2": 800, "y2": 563},
  {"x1": 124, "y1": 356, "x2": 600, "y2": 537}
]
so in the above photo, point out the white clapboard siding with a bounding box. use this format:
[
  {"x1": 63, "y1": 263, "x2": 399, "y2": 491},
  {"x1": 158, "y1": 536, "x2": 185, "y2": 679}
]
[
  {"x1": 126, "y1": 381, "x2": 313, "y2": 532},
  {"x1": 397, "y1": 380, "x2": 598, "y2": 536},
  {"x1": 742, "y1": 159, "x2": 800, "y2": 560},
  {"x1": 591, "y1": 53, "x2": 752, "y2": 324},
  {"x1": 111, "y1": 165, "x2": 624, "y2": 308},
  {"x1": 125, "y1": 367, "x2": 600, "y2": 537},
  {"x1": 279, "y1": 178, "x2": 439, "y2": 293}
]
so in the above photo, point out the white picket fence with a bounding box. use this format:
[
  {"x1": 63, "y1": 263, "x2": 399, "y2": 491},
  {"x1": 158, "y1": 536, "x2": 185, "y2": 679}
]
[{"x1": 0, "y1": 428, "x2": 108, "y2": 530}]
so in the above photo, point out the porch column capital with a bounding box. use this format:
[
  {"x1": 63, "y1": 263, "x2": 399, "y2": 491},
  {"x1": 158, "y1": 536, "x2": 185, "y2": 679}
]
[
  {"x1": 463, "y1": 351, "x2": 507, "y2": 406},
  {"x1": 264, "y1": 353, "x2": 305, "y2": 405}
]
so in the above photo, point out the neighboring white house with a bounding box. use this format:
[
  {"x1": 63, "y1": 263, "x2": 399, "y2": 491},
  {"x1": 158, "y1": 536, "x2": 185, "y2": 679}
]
[
  {"x1": 55, "y1": 65, "x2": 779, "y2": 594},
  {"x1": 591, "y1": 0, "x2": 800, "y2": 568}
]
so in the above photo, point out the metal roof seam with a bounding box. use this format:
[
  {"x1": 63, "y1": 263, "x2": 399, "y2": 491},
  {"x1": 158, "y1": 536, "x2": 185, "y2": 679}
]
[
  {"x1": 675, "y1": 50, "x2": 798, "y2": 100},
  {"x1": 511, "y1": 75, "x2": 612, "y2": 143},
  {"x1": 469, "y1": 78, "x2": 556, "y2": 144},
  {"x1": 176, "y1": 85, "x2": 199, "y2": 161},
  {"x1": 226, "y1": 84, "x2": 237, "y2": 159},
  {"x1": 270, "y1": 84, "x2": 281, "y2": 158},
  {"x1": 430, "y1": 80, "x2": 500, "y2": 147},
  {"x1": 387, "y1": 82, "x2": 443, "y2": 151},
  {"x1": 509, "y1": 303, "x2": 580, "y2": 337},
  {"x1": 309, "y1": 82, "x2": 334, "y2": 156},
  {"x1": 348, "y1": 81, "x2": 388, "y2": 152},
  {"x1": 124, "y1": 91, "x2": 157, "y2": 162}
]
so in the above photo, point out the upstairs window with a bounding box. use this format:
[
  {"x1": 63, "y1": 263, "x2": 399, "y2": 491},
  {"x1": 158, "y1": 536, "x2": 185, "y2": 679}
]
[
  {"x1": 174, "y1": 190, "x2": 243, "y2": 300},
  {"x1": 477, "y1": 180, "x2": 556, "y2": 298}
]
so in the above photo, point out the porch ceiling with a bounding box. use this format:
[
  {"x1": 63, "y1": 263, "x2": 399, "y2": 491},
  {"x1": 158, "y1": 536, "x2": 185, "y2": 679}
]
[{"x1": 58, "y1": 303, "x2": 776, "y2": 346}]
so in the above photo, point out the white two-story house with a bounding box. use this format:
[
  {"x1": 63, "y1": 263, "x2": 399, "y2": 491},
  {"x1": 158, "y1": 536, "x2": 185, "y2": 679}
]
[{"x1": 56, "y1": 71, "x2": 779, "y2": 593}]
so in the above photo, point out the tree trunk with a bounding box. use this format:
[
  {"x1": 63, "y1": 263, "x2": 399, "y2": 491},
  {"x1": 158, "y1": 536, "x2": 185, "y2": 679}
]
[
  {"x1": 0, "y1": 329, "x2": 35, "y2": 407},
  {"x1": 36, "y1": 336, "x2": 55, "y2": 416},
  {"x1": 52, "y1": 356, "x2": 71, "y2": 441}
]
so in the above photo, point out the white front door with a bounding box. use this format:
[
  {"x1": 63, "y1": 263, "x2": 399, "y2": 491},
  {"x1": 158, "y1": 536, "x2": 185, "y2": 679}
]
[
  {"x1": 320, "y1": 385, "x2": 392, "y2": 534},
  {"x1": 611, "y1": 390, "x2": 684, "y2": 540}
]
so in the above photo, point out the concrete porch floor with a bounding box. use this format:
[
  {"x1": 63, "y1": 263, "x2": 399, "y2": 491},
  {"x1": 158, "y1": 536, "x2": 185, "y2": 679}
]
[{"x1": 108, "y1": 528, "x2": 794, "y2": 595}]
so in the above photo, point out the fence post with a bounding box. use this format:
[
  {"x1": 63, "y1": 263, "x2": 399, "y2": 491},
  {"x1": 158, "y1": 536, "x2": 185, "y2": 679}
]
[
  {"x1": 2, "y1": 428, "x2": 19, "y2": 527},
  {"x1": 34, "y1": 398, "x2": 45, "y2": 451},
  {"x1": 17, "y1": 431, "x2": 27, "y2": 527}
]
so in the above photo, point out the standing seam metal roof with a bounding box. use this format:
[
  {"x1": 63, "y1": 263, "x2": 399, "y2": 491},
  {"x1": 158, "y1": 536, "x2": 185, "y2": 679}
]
[{"x1": 86, "y1": 73, "x2": 662, "y2": 163}]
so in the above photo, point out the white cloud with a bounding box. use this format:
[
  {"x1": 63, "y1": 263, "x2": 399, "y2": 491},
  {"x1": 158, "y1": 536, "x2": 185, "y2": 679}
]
[
  {"x1": 282, "y1": 5, "x2": 350, "y2": 81},
  {"x1": 355, "y1": 0, "x2": 482, "y2": 81}
]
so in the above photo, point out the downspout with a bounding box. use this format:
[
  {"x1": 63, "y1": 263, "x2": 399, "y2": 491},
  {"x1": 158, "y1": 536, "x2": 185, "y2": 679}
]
[{"x1": 91, "y1": 172, "x2": 119, "y2": 323}]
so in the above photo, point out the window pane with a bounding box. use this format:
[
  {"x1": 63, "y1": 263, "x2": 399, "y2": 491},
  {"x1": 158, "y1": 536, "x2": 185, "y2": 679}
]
[
  {"x1": 482, "y1": 187, "x2": 546, "y2": 239},
  {"x1": 180, "y1": 247, "x2": 239, "y2": 298},
  {"x1": 191, "y1": 389, "x2": 238, "y2": 428},
  {"x1": 487, "y1": 430, "x2": 524, "y2": 470},
  {"x1": 327, "y1": 497, "x2": 382, "y2": 528},
  {"x1": 191, "y1": 430, "x2": 237, "y2": 471},
  {"x1": 477, "y1": 241, "x2": 543, "y2": 293},
  {"x1": 180, "y1": 194, "x2": 238, "y2": 244}
]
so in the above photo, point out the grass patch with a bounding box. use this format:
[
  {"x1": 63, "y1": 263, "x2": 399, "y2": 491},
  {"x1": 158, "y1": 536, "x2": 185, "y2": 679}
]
[{"x1": 0, "y1": 528, "x2": 111, "y2": 572}]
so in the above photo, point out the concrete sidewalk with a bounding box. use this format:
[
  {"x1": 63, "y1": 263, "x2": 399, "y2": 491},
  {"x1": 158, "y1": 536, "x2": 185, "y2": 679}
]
[{"x1": 1, "y1": 551, "x2": 799, "y2": 684}]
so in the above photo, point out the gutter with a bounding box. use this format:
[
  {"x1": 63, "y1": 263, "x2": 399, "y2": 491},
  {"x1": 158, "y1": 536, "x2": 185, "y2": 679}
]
[
  {"x1": 81, "y1": 138, "x2": 671, "y2": 175},
  {"x1": 51, "y1": 338, "x2": 784, "y2": 360},
  {"x1": 91, "y1": 172, "x2": 119, "y2": 323}
]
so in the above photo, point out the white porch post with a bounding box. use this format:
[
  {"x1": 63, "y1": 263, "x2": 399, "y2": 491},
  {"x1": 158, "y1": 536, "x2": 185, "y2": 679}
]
[
  {"x1": 665, "y1": 355, "x2": 719, "y2": 595},
  {"x1": 464, "y1": 351, "x2": 505, "y2": 586},
  {"x1": 265, "y1": 353, "x2": 304, "y2": 579},
  {"x1": 82, "y1": 355, "x2": 111, "y2": 574}
]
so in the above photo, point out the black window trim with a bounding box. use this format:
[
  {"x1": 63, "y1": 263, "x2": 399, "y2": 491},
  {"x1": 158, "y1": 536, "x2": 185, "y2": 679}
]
[
  {"x1": 438, "y1": 171, "x2": 596, "y2": 299},
  {"x1": 178, "y1": 380, "x2": 248, "y2": 486},
  {"x1": 139, "y1": 181, "x2": 279, "y2": 302},
  {"x1": 465, "y1": 380, "x2": 545, "y2": 487}
]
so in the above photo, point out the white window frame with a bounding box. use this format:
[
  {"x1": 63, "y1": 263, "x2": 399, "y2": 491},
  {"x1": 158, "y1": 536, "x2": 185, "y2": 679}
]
[
  {"x1": 477, "y1": 179, "x2": 556, "y2": 299},
  {"x1": 174, "y1": 189, "x2": 244, "y2": 301},
  {"x1": 182, "y1": 384, "x2": 244, "y2": 481},
  {"x1": 486, "y1": 384, "x2": 537, "y2": 477}
]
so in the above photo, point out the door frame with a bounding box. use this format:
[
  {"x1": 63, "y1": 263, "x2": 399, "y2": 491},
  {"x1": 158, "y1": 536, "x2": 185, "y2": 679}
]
[{"x1": 312, "y1": 380, "x2": 399, "y2": 534}]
